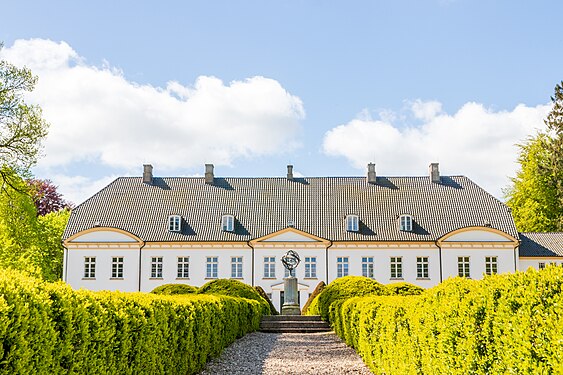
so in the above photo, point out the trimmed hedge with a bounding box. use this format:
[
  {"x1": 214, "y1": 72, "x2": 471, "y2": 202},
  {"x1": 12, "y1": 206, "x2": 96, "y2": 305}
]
[
  {"x1": 306, "y1": 276, "x2": 389, "y2": 320},
  {"x1": 302, "y1": 281, "x2": 325, "y2": 315},
  {"x1": 0, "y1": 270, "x2": 265, "y2": 374},
  {"x1": 254, "y1": 285, "x2": 279, "y2": 315},
  {"x1": 198, "y1": 279, "x2": 272, "y2": 315},
  {"x1": 329, "y1": 267, "x2": 563, "y2": 374},
  {"x1": 151, "y1": 283, "x2": 198, "y2": 295},
  {"x1": 386, "y1": 281, "x2": 424, "y2": 296}
]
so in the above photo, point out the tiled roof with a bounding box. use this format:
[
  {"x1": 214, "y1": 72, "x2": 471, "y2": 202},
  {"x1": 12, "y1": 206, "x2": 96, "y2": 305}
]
[
  {"x1": 63, "y1": 175, "x2": 519, "y2": 242},
  {"x1": 519, "y1": 232, "x2": 563, "y2": 257}
]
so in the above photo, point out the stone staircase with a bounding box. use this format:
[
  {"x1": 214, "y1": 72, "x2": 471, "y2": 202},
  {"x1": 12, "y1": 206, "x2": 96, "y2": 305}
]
[{"x1": 259, "y1": 315, "x2": 331, "y2": 333}]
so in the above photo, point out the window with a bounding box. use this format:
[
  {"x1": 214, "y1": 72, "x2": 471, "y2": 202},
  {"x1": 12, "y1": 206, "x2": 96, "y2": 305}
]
[
  {"x1": 458, "y1": 256, "x2": 470, "y2": 277},
  {"x1": 390, "y1": 257, "x2": 402, "y2": 279},
  {"x1": 151, "y1": 257, "x2": 163, "y2": 278},
  {"x1": 284, "y1": 267, "x2": 296, "y2": 277},
  {"x1": 206, "y1": 257, "x2": 218, "y2": 278},
  {"x1": 346, "y1": 215, "x2": 359, "y2": 232},
  {"x1": 231, "y1": 257, "x2": 243, "y2": 278},
  {"x1": 305, "y1": 257, "x2": 317, "y2": 278},
  {"x1": 362, "y1": 257, "x2": 374, "y2": 278},
  {"x1": 337, "y1": 257, "x2": 349, "y2": 278},
  {"x1": 111, "y1": 257, "x2": 124, "y2": 278},
  {"x1": 399, "y1": 215, "x2": 413, "y2": 232},
  {"x1": 222, "y1": 215, "x2": 235, "y2": 232},
  {"x1": 485, "y1": 256, "x2": 497, "y2": 275},
  {"x1": 177, "y1": 257, "x2": 189, "y2": 278},
  {"x1": 84, "y1": 257, "x2": 96, "y2": 278},
  {"x1": 539, "y1": 262, "x2": 546, "y2": 270},
  {"x1": 264, "y1": 257, "x2": 276, "y2": 278},
  {"x1": 417, "y1": 257, "x2": 429, "y2": 278},
  {"x1": 168, "y1": 215, "x2": 181, "y2": 232}
]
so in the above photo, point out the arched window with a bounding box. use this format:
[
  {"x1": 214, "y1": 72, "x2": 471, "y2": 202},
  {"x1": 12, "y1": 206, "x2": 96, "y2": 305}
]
[
  {"x1": 222, "y1": 214, "x2": 235, "y2": 232},
  {"x1": 168, "y1": 215, "x2": 181, "y2": 232},
  {"x1": 346, "y1": 215, "x2": 359, "y2": 232},
  {"x1": 399, "y1": 214, "x2": 413, "y2": 232}
]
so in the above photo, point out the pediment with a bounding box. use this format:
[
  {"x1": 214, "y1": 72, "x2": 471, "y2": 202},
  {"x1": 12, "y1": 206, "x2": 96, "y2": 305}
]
[
  {"x1": 250, "y1": 228, "x2": 330, "y2": 245},
  {"x1": 65, "y1": 227, "x2": 143, "y2": 244},
  {"x1": 439, "y1": 227, "x2": 518, "y2": 244},
  {"x1": 271, "y1": 282, "x2": 311, "y2": 291}
]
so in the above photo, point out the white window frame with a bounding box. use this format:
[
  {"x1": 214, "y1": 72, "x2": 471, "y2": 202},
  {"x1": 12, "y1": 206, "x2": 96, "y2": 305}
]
[
  {"x1": 206, "y1": 257, "x2": 218, "y2": 279},
  {"x1": 346, "y1": 215, "x2": 359, "y2": 232},
  {"x1": 231, "y1": 256, "x2": 243, "y2": 279},
  {"x1": 177, "y1": 257, "x2": 190, "y2": 279},
  {"x1": 264, "y1": 256, "x2": 276, "y2": 278},
  {"x1": 399, "y1": 214, "x2": 413, "y2": 232},
  {"x1": 362, "y1": 256, "x2": 374, "y2": 278},
  {"x1": 458, "y1": 256, "x2": 470, "y2": 278},
  {"x1": 305, "y1": 257, "x2": 317, "y2": 278},
  {"x1": 337, "y1": 257, "x2": 349, "y2": 278},
  {"x1": 84, "y1": 257, "x2": 96, "y2": 279},
  {"x1": 390, "y1": 257, "x2": 402, "y2": 279},
  {"x1": 111, "y1": 257, "x2": 124, "y2": 279},
  {"x1": 168, "y1": 215, "x2": 181, "y2": 232},
  {"x1": 222, "y1": 215, "x2": 235, "y2": 232},
  {"x1": 150, "y1": 257, "x2": 163, "y2": 278},
  {"x1": 284, "y1": 267, "x2": 296, "y2": 277},
  {"x1": 485, "y1": 256, "x2": 497, "y2": 275},
  {"x1": 417, "y1": 256, "x2": 429, "y2": 279}
]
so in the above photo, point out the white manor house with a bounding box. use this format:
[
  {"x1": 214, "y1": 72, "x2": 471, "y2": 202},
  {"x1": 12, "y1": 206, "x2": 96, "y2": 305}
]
[{"x1": 62, "y1": 163, "x2": 563, "y2": 311}]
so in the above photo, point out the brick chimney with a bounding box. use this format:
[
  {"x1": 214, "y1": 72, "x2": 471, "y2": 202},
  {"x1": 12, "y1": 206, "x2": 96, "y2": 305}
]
[
  {"x1": 205, "y1": 164, "x2": 214, "y2": 185},
  {"x1": 367, "y1": 163, "x2": 376, "y2": 184},
  {"x1": 143, "y1": 164, "x2": 153, "y2": 184},
  {"x1": 287, "y1": 165, "x2": 294, "y2": 181},
  {"x1": 429, "y1": 163, "x2": 440, "y2": 183}
]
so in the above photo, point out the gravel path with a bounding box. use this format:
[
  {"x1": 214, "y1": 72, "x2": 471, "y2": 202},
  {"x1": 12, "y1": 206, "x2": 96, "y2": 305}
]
[{"x1": 199, "y1": 331, "x2": 373, "y2": 375}]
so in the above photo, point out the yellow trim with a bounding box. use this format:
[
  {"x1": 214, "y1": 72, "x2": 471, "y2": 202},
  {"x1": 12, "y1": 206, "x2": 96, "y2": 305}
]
[
  {"x1": 64, "y1": 227, "x2": 143, "y2": 246},
  {"x1": 249, "y1": 227, "x2": 331, "y2": 246},
  {"x1": 437, "y1": 226, "x2": 518, "y2": 246},
  {"x1": 519, "y1": 256, "x2": 563, "y2": 260}
]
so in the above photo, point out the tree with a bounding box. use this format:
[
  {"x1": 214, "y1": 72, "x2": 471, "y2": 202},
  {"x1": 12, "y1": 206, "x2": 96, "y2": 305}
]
[
  {"x1": 28, "y1": 178, "x2": 72, "y2": 215},
  {"x1": 0, "y1": 42, "x2": 49, "y2": 191},
  {"x1": 506, "y1": 82, "x2": 563, "y2": 231}
]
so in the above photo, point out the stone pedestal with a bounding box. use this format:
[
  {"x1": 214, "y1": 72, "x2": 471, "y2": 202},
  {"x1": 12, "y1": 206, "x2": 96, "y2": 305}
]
[{"x1": 281, "y1": 276, "x2": 301, "y2": 315}]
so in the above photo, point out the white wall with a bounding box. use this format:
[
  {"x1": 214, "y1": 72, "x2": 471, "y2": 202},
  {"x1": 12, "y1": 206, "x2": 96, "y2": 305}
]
[
  {"x1": 441, "y1": 247, "x2": 516, "y2": 280},
  {"x1": 520, "y1": 258, "x2": 563, "y2": 271}
]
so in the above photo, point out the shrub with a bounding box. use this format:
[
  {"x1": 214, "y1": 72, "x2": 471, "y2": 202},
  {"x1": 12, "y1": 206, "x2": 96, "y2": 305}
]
[
  {"x1": 302, "y1": 281, "x2": 325, "y2": 315},
  {"x1": 254, "y1": 285, "x2": 278, "y2": 315},
  {"x1": 386, "y1": 282, "x2": 424, "y2": 296},
  {"x1": 306, "y1": 276, "x2": 388, "y2": 320},
  {"x1": 0, "y1": 269, "x2": 265, "y2": 374},
  {"x1": 198, "y1": 279, "x2": 271, "y2": 315},
  {"x1": 329, "y1": 267, "x2": 563, "y2": 374},
  {"x1": 151, "y1": 283, "x2": 198, "y2": 295}
]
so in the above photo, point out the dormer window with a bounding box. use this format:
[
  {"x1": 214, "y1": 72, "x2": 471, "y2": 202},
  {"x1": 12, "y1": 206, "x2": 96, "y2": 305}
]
[
  {"x1": 168, "y1": 215, "x2": 181, "y2": 232},
  {"x1": 222, "y1": 214, "x2": 235, "y2": 232},
  {"x1": 399, "y1": 214, "x2": 413, "y2": 232},
  {"x1": 346, "y1": 215, "x2": 359, "y2": 232}
]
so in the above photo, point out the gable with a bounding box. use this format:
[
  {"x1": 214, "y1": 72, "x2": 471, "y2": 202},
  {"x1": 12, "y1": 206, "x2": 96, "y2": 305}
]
[
  {"x1": 439, "y1": 227, "x2": 517, "y2": 244},
  {"x1": 66, "y1": 228, "x2": 142, "y2": 243},
  {"x1": 251, "y1": 227, "x2": 330, "y2": 245}
]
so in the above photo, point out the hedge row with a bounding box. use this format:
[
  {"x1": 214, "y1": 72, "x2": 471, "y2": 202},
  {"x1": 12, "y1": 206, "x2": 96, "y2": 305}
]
[
  {"x1": 0, "y1": 270, "x2": 265, "y2": 374},
  {"x1": 328, "y1": 267, "x2": 563, "y2": 374}
]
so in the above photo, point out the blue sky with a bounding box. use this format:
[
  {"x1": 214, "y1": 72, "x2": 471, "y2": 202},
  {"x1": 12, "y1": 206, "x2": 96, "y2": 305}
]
[{"x1": 1, "y1": 1, "x2": 562, "y2": 203}]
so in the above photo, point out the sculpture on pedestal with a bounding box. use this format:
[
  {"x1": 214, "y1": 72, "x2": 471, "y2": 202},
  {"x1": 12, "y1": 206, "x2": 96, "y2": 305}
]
[{"x1": 281, "y1": 250, "x2": 301, "y2": 315}]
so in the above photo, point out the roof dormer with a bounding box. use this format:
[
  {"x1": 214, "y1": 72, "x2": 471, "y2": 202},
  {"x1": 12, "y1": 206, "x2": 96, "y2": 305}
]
[
  {"x1": 399, "y1": 214, "x2": 413, "y2": 232},
  {"x1": 168, "y1": 215, "x2": 181, "y2": 232},
  {"x1": 222, "y1": 214, "x2": 235, "y2": 232},
  {"x1": 346, "y1": 215, "x2": 359, "y2": 232}
]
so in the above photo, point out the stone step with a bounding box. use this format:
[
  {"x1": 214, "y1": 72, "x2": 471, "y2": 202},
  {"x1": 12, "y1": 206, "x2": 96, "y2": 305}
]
[
  {"x1": 260, "y1": 315, "x2": 324, "y2": 322},
  {"x1": 260, "y1": 321, "x2": 330, "y2": 329},
  {"x1": 259, "y1": 315, "x2": 331, "y2": 333}
]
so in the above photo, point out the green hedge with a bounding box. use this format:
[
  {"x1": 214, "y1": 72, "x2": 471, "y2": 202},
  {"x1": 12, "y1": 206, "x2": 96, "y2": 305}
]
[
  {"x1": 0, "y1": 270, "x2": 265, "y2": 374},
  {"x1": 198, "y1": 279, "x2": 272, "y2": 315},
  {"x1": 328, "y1": 267, "x2": 563, "y2": 374},
  {"x1": 151, "y1": 283, "x2": 198, "y2": 295}
]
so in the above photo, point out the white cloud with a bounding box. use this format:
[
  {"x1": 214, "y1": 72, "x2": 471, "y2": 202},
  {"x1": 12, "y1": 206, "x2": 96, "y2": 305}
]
[
  {"x1": 323, "y1": 100, "x2": 551, "y2": 198},
  {"x1": 49, "y1": 174, "x2": 120, "y2": 206},
  {"x1": 1, "y1": 39, "x2": 305, "y2": 172}
]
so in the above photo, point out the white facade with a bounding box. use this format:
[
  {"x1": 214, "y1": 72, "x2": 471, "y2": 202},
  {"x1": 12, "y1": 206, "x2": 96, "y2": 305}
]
[{"x1": 64, "y1": 226, "x2": 525, "y2": 312}]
